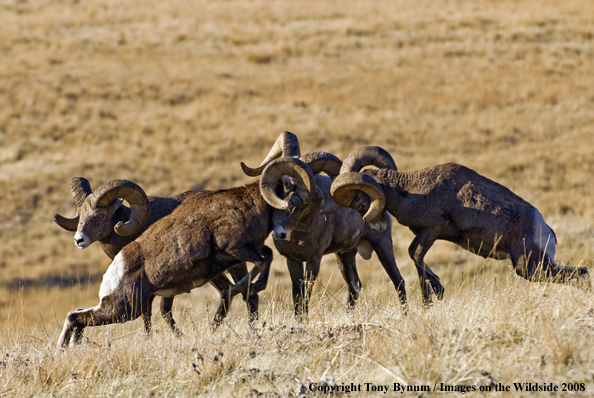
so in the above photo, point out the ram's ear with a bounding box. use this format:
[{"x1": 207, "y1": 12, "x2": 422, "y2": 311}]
[
  {"x1": 320, "y1": 199, "x2": 340, "y2": 216},
  {"x1": 312, "y1": 186, "x2": 337, "y2": 215}
]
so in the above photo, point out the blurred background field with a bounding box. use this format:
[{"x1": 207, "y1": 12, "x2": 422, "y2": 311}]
[{"x1": 1, "y1": 0, "x2": 593, "y2": 395}]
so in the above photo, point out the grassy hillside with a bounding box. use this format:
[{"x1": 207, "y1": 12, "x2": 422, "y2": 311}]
[{"x1": 1, "y1": 0, "x2": 593, "y2": 395}]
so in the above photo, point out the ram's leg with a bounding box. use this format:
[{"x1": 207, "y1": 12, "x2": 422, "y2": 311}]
[
  {"x1": 368, "y1": 238, "x2": 408, "y2": 307},
  {"x1": 220, "y1": 246, "x2": 273, "y2": 323},
  {"x1": 210, "y1": 273, "x2": 235, "y2": 327},
  {"x1": 286, "y1": 259, "x2": 320, "y2": 318},
  {"x1": 543, "y1": 255, "x2": 590, "y2": 284},
  {"x1": 514, "y1": 250, "x2": 590, "y2": 285},
  {"x1": 58, "y1": 306, "x2": 93, "y2": 347},
  {"x1": 335, "y1": 251, "x2": 361, "y2": 308},
  {"x1": 143, "y1": 295, "x2": 155, "y2": 334},
  {"x1": 302, "y1": 260, "x2": 321, "y2": 316},
  {"x1": 158, "y1": 297, "x2": 183, "y2": 336},
  {"x1": 227, "y1": 262, "x2": 249, "y2": 302},
  {"x1": 58, "y1": 295, "x2": 146, "y2": 348},
  {"x1": 408, "y1": 229, "x2": 440, "y2": 305},
  {"x1": 287, "y1": 259, "x2": 306, "y2": 317},
  {"x1": 244, "y1": 251, "x2": 272, "y2": 322}
]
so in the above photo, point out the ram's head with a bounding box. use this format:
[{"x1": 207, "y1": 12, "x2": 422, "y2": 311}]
[
  {"x1": 331, "y1": 146, "x2": 397, "y2": 232},
  {"x1": 54, "y1": 178, "x2": 150, "y2": 249},
  {"x1": 241, "y1": 132, "x2": 342, "y2": 240}
]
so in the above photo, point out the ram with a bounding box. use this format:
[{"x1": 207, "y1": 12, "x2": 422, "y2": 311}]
[
  {"x1": 58, "y1": 150, "x2": 317, "y2": 347},
  {"x1": 330, "y1": 146, "x2": 590, "y2": 294},
  {"x1": 241, "y1": 133, "x2": 443, "y2": 314},
  {"x1": 54, "y1": 178, "x2": 249, "y2": 333}
]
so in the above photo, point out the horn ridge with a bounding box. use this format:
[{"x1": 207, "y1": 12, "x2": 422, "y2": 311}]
[
  {"x1": 69, "y1": 177, "x2": 92, "y2": 208},
  {"x1": 259, "y1": 157, "x2": 315, "y2": 210},
  {"x1": 330, "y1": 172, "x2": 386, "y2": 223},
  {"x1": 54, "y1": 213, "x2": 80, "y2": 231},
  {"x1": 90, "y1": 179, "x2": 150, "y2": 236},
  {"x1": 300, "y1": 152, "x2": 342, "y2": 180},
  {"x1": 241, "y1": 131, "x2": 301, "y2": 177},
  {"x1": 340, "y1": 146, "x2": 397, "y2": 174}
]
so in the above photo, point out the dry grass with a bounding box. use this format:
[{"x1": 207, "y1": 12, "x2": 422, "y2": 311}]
[{"x1": 1, "y1": 0, "x2": 593, "y2": 395}]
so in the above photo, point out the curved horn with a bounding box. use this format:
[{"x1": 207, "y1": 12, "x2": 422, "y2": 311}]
[
  {"x1": 69, "y1": 177, "x2": 92, "y2": 207},
  {"x1": 90, "y1": 180, "x2": 150, "y2": 236},
  {"x1": 53, "y1": 177, "x2": 91, "y2": 231},
  {"x1": 260, "y1": 157, "x2": 315, "y2": 210},
  {"x1": 300, "y1": 152, "x2": 343, "y2": 180},
  {"x1": 340, "y1": 146, "x2": 397, "y2": 174},
  {"x1": 53, "y1": 213, "x2": 79, "y2": 231},
  {"x1": 241, "y1": 131, "x2": 301, "y2": 177},
  {"x1": 330, "y1": 172, "x2": 386, "y2": 223}
]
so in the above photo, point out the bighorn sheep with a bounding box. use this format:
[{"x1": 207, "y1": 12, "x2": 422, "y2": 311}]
[
  {"x1": 330, "y1": 146, "x2": 590, "y2": 296},
  {"x1": 54, "y1": 178, "x2": 250, "y2": 333},
  {"x1": 58, "y1": 152, "x2": 318, "y2": 347},
  {"x1": 241, "y1": 133, "x2": 444, "y2": 314}
]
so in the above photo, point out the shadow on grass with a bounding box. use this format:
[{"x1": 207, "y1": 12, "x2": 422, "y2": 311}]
[{"x1": 2, "y1": 272, "x2": 103, "y2": 291}]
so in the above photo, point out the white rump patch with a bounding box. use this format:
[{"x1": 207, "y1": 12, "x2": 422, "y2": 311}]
[
  {"x1": 533, "y1": 209, "x2": 556, "y2": 259},
  {"x1": 99, "y1": 252, "x2": 126, "y2": 300}
]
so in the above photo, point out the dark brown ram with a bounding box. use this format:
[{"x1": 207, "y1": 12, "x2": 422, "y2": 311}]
[
  {"x1": 242, "y1": 133, "x2": 444, "y2": 314},
  {"x1": 330, "y1": 146, "x2": 590, "y2": 296},
  {"x1": 58, "y1": 151, "x2": 318, "y2": 347},
  {"x1": 54, "y1": 178, "x2": 250, "y2": 334}
]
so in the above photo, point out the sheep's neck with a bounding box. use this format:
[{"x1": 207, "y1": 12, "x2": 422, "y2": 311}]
[{"x1": 362, "y1": 168, "x2": 420, "y2": 218}]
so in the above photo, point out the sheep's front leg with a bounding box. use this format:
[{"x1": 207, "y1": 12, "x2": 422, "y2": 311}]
[
  {"x1": 219, "y1": 246, "x2": 273, "y2": 323},
  {"x1": 335, "y1": 251, "x2": 361, "y2": 308},
  {"x1": 286, "y1": 259, "x2": 321, "y2": 318},
  {"x1": 287, "y1": 259, "x2": 306, "y2": 317},
  {"x1": 368, "y1": 238, "x2": 408, "y2": 307},
  {"x1": 226, "y1": 262, "x2": 259, "y2": 320},
  {"x1": 408, "y1": 229, "x2": 441, "y2": 305},
  {"x1": 303, "y1": 259, "x2": 321, "y2": 314},
  {"x1": 227, "y1": 262, "x2": 249, "y2": 302}
]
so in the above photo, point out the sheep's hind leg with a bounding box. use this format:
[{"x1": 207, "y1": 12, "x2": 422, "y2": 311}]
[
  {"x1": 541, "y1": 255, "x2": 589, "y2": 284},
  {"x1": 515, "y1": 251, "x2": 590, "y2": 286},
  {"x1": 408, "y1": 229, "x2": 441, "y2": 305},
  {"x1": 58, "y1": 298, "x2": 144, "y2": 347}
]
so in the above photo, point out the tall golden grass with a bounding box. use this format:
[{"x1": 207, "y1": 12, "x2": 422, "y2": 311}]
[{"x1": 1, "y1": 0, "x2": 593, "y2": 395}]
